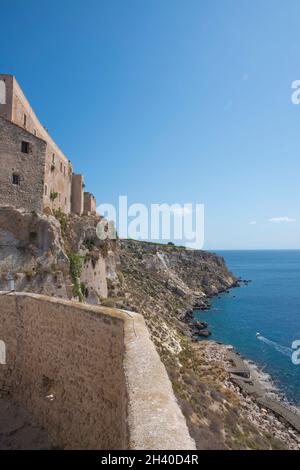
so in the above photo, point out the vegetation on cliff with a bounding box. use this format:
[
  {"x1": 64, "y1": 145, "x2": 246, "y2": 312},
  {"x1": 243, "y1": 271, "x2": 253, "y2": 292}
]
[{"x1": 109, "y1": 239, "x2": 291, "y2": 450}]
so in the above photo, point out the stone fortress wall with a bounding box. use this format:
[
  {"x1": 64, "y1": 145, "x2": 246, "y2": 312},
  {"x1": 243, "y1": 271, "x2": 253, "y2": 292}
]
[
  {"x1": 0, "y1": 74, "x2": 94, "y2": 216},
  {"x1": 0, "y1": 292, "x2": 195, "y2": 450},
  {"x1": 84, "y1": 192, "x2": 96, "y2": 215},
  {"x1": 0, "y1": 116, "x2": 46, "y2": 213}
]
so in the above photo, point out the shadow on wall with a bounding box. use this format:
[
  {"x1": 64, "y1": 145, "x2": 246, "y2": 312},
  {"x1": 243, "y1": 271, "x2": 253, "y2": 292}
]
[{"x1": 0, "y1": 292, "x2": 195, "y2": 450}]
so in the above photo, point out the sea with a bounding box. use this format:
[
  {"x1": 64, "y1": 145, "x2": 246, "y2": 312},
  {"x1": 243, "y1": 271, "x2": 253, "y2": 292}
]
[{"x1": 194, "y1": 250, "x2": 300, "y2": 406}]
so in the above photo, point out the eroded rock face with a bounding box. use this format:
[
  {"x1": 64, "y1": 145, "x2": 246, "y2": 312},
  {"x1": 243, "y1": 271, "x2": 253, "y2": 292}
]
[
  {"x1": 115, "y1": 239, "x2": 238, "y2": 322},
  {"x1": 0, "y1": 206, "x2": 69, "y2": 297},
  {"x1": 64, "y1": 213, "x2": 117, "y2": 302},
  {"x1": 94, "y1": 239, "x2": 239, "y2": 361},
  {"x1": 0, "y1": 207, "x2": 114, "y2": 302}
]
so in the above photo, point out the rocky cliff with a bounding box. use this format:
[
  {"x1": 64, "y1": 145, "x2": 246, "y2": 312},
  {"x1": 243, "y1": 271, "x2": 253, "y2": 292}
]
[
  {"x1": 106, "y1": 240, "x2": 238, "y2": 346},
  {"x1": 0, "y1": 207, "x2": 296, "y2": 450},
  {"x1": 0, "y1": 206, "x2": 70, "y2": 297},
  {"x1": 0, "y1": 206, "x2": 114, "y2": 303}
]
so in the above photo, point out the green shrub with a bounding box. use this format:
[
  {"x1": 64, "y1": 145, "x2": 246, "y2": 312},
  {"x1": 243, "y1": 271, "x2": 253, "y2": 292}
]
[
  {"x1": 50, "y1": 191, "x2": 59, "y2": 201},
  {"x1": 67, "y1": 252, "x2": 84, "y2": 302},
  {"x1": 53, "y1": 208, "x2": 68, "y2": 234},
  {"x1": 80, "y1": 282, "x2": 89, "y2": 298}
]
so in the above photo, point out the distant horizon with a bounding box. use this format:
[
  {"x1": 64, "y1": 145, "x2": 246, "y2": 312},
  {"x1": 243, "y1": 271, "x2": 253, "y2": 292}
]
[{"x1": 121, "y1": 238, "x2": 300, "y2": 251}]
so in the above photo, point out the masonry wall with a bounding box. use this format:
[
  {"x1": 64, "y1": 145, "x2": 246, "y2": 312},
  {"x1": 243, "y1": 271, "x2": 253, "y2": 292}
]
[
  {"x1": 0, "y1": 116, "x2": 46, "y2": 213},
  {"x1": 84, "y1": 192, "x2": 96, "y2": 215},
  {"x1": 0, "y1": 294, "x2": 128, "y2": 449},
  {"x1": 0, "y1": 292, "x2": 196, "y2": 450},
  {"x1": 43, "y1": 151, "x2": 72, "y2": 213},
  {"x1": 0, "y1": 74, "x2": 72, "y2": 214},
  {"x1": 0, "y1": 75, "x2": 13, "y2": 120},
  {"x1": 71, "y1": 174, "x2": 84, "y2": 215}
]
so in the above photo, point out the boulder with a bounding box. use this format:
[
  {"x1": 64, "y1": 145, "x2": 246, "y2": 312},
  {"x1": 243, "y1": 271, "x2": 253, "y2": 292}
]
[{"x1": 194, "y1": 321, "x2": 208, "y2": 330}]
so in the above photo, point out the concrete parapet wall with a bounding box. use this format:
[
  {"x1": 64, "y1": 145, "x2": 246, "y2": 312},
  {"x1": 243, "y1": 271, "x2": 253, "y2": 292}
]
[
  {"x1": 0, "y1": 292, "x2": 127, "y2": 449},
  {"x1": 0, "y1": 292, "x2": 195, "y2": 450},
  {"x1": 123, "y1": 309, "x2": 196, "y2": 450}
]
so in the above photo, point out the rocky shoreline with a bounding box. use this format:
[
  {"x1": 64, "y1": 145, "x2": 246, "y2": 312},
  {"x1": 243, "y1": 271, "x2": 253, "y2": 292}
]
[
  {"x1": 200, "y1": 341, "x2": 300, "y2": 449},
  {"x1": 184, "y1": 283, "x2": 300, "y2": 448},
  {"x1": 184, "y1": 278, "x2": 250, "y2": 339}
]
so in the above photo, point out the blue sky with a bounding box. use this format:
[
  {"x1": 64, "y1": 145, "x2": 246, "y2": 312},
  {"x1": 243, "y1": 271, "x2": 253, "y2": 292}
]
[{"x1": 1, "y1": 0, "x2": 299, "y2": 249}]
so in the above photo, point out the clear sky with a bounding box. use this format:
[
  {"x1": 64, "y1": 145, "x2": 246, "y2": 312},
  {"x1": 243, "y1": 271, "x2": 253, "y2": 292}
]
[{"x1": 1, "y1": 0, "x2": 299, "y2": 249}]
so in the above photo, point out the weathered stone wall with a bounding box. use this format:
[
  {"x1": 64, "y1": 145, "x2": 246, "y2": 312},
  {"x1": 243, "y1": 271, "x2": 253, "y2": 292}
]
[
  {"x1": 0, "y1": 292, "x2": 196, "y2": 450},
  {"x1": 84, "y1": 192, "x2": 96, "y2": 215},
  {"x1": 81, "y1": 254, "x2": 108, "y2": 302},
  {"x1": 71, "y1": 174, "x2": 84, "y2": 215},
  {"x1": 0, "y1": 74, "x2": 72, "y2": 214},
  {"x1": 43, "y1": 149, "x2": 72, "y2": 214},
  {"x1": 0, "y1": 116, "x2": 46, "y2": 213},
  {"x1": 0, "y1": 293, "x2": 128, "y2": 449},
  {"x1": 0, "y1": 75, "x2": 13, "y2": 120}
]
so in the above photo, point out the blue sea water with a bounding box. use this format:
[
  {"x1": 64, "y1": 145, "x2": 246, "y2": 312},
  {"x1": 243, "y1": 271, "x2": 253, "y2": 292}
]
[{"x1": 194, "y1": 250, "x2": 300, "y2": 406}]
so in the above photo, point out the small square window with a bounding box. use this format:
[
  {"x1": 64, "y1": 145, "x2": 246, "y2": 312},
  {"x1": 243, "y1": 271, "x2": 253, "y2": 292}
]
[
  {"x1": 12, "y1": 174, "x2": 20, "y2": 185},
  {"x1": 21, "y1": 141, "x2": 29, "y2": 153}
]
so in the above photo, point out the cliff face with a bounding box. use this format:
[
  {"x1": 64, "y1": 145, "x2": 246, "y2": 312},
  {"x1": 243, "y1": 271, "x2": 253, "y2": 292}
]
[
  {"x1": 0, "y1": 207, "x2": 113, "y2": 302},
  {"x1": 117, "y1": 239, "x2": 237, "y2": 306},
  {"x1": 109, "y1": 240, "x2": 238, "y2": 344},
  {"x1": 0, "y1": 206, "x2": 70, "y2": 297}
]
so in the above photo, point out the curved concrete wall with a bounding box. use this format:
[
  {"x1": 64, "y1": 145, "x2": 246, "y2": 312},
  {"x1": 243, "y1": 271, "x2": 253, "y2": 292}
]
[{"x1": 0, "y1": 292, "x2": 195, "y2": 450}]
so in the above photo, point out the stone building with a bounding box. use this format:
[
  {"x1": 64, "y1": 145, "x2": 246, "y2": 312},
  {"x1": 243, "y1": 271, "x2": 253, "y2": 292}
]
[{"x1": 0, "y1": 74, "x2": 96, "y2": 215}]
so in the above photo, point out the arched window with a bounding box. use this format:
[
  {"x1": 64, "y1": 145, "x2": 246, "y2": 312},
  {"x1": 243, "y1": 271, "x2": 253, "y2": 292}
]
[{"x1": 0, "y1": 80, "x2": 6, "y2": 105}]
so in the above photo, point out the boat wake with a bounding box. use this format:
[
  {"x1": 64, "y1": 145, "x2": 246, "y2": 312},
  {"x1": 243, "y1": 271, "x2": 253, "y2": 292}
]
[{"x1": 256, "y1": 334, "x2": 292, "y2": 358}]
